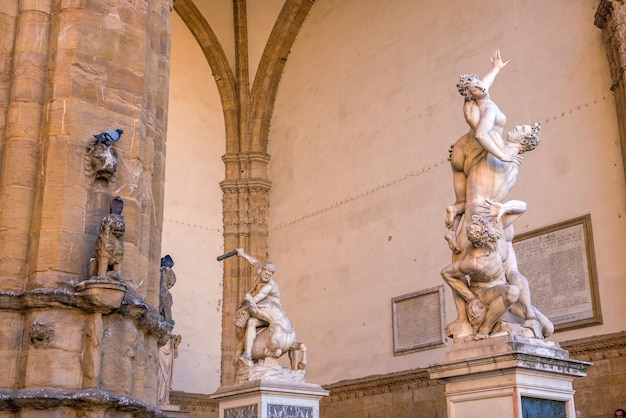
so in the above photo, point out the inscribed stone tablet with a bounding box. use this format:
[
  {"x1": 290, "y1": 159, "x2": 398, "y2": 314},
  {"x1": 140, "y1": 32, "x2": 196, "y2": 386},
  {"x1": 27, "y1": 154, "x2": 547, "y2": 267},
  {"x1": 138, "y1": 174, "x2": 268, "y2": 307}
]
[{"x1": 392, "y1": 286, "x2": 446, "y2": 355}]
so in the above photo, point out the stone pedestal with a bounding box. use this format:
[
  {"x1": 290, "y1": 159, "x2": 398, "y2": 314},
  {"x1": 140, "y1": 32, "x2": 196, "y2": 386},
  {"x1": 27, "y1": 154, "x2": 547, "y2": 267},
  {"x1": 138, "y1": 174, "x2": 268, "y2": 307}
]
[
  {"x1": 209, "y1": 379, "x2": 329, "y2": 418},
  {"x1": 159, "y1": 404, "x2": 188, "y2": 418},
  {"x1": 428, "y1": 335, "x2": 591, "y2": 418}
]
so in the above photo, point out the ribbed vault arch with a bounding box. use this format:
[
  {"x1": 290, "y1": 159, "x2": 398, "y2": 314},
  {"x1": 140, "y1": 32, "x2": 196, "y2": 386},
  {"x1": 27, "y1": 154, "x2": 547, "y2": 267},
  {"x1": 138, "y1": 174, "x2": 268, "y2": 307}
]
[
  {"x1": 172, "y1": 0, "x2": 315, "y2": 385},
  {"x1": 173, "y1": 0, "x2": 240, "y2": 153}
]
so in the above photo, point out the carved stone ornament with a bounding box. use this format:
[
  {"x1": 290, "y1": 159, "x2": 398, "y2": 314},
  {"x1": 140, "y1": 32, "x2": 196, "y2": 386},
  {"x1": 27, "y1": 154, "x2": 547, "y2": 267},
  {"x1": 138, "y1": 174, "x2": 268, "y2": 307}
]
[
  {"x1": 75, "y1": 277, "x2": 127, "y2": 313},
  {"x1": 76, "y1": 196, "x2": 128, "y2": 312},
  {"x1": 86, "y1": 142, "x2": 119, "y2": 183},
  {"x1": 29, "y1": 320, "x2": 54, "y2": 347},
  {"x1": 159, "y1": 255, "x2": 176, "y2": 324},
  {"x1": 88, "y1": 196, "x2": 126, "y2": 281}
]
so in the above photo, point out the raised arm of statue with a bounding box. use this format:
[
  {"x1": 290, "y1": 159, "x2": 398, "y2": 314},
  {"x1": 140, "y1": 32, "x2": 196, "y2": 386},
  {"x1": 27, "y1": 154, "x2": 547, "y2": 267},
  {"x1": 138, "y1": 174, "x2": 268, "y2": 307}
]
[
  {"x1": 477, "y1": 199, "x2": 527, "y2": 226},
  {"x1": 481, "y1": 49, "x2": 509, "y2": 89},
  {"x1": 236, "y1": 247, "x2": 263, "y2": 270}
]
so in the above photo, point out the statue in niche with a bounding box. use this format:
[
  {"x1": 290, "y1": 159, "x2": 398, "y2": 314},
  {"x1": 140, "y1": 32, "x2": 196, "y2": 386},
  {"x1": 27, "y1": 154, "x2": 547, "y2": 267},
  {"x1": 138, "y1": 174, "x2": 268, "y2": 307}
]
[
  {"x1": 231, "y1": 248, "x2": 306, "y2": 382},
  {"x1": 88, "y1": 196, "x2": 126, "y2": 281},
  {"x1": 442, "y1": 51, "x2": 554, "y2": 340},
  {"x1": 157, "y1": 334, "x2": 181, "y2": 405},
  {"x1": 159, "y1": 254, "x2": 177, "y2": 324}
]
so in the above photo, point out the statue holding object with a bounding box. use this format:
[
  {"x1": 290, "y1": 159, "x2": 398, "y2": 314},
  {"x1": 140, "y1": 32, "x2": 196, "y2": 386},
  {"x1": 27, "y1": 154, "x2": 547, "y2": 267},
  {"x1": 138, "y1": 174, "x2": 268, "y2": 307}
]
[{"x1": 226, "y1": 248, "x2": 306, "y2": 382}]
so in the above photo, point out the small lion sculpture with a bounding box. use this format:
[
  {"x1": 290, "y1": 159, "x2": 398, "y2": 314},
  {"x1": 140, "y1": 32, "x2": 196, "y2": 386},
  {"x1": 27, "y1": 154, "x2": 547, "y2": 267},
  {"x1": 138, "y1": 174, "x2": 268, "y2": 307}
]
[{"x1": 88, "y1": 196, "x2": 126, "y2": 280}]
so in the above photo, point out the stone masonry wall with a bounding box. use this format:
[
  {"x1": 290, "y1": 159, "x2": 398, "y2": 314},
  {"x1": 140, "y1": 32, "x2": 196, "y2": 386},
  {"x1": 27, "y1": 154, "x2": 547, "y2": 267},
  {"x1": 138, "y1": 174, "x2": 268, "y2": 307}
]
[{"x1": 0, "y1": 0, "x2": 174, "y2": 416}]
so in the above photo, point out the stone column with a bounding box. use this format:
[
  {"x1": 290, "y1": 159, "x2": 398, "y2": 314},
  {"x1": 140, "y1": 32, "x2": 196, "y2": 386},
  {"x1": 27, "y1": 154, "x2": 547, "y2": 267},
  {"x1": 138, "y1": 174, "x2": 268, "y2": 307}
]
[
  {"x1": 595, "y1": 0, "x2": 626, "y2": 182},
  {"x1": 0, "y1": 0, "x2": 173, "y2": 415},
  {"x1": 173, "y1": 0, "x2": 315, "y2": 386},
  {"x1": 0, "y1": 0, "x2": 51, "y2": 289},
  {"x1": 220, "y1": 152, "x2": 272, "y2": 384}
]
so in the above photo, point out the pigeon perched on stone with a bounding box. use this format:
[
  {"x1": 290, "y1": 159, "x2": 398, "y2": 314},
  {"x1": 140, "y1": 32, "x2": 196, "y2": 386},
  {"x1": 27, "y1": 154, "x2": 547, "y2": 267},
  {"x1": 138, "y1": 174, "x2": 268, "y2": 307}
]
[{"x1": 93, "y1": 129, "x2": 123, "y2": 145}]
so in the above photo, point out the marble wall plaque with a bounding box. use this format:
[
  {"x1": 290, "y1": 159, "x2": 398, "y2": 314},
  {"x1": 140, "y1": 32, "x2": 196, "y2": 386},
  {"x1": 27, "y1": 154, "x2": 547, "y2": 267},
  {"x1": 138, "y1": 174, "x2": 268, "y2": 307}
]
[
  {"x1": 392, "y1": 286, "x2": 447, "y2": 355},
  {"x1": 513, "y1": 214, "x2": 602, "y2": 331}
]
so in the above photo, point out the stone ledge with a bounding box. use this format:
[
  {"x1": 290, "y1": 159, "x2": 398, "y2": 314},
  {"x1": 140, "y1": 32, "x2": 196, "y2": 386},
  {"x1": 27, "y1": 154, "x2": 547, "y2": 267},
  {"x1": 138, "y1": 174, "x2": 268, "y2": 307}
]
[
  {"x1": 210, "y1": 378, "x2": 328, "y2": 400},
  {"x1": 0, "y1": 288, "x2": 171, "y2": 340},
  {"x1": 560, "y1": 330, "x2": 626, "y2": 359},
  {"x1": 168, "y1": 333, "x2": 626, "y2": 410},
  {"x1": 0, "y1": 388, "x2": 169, "y2": 417},
  {"x1": 170, "y1": 390, "x2": 218, "y2": 414},
  {"x1": 322, "y1": 368, "x2": 437, "y2": 401}
]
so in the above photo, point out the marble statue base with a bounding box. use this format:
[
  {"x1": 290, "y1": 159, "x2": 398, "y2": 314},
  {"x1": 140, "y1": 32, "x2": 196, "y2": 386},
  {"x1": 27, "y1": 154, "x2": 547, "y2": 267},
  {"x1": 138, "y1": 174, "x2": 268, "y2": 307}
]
[
  {"x1": 428, "y1": 334, "x2": 591, "y2": 418},
  {"x1": 158, "y1": 404, "x2": 188, "y2": 418},
  {"x1": 209, "y1": 378, "x2": 328, "y2": 418}
]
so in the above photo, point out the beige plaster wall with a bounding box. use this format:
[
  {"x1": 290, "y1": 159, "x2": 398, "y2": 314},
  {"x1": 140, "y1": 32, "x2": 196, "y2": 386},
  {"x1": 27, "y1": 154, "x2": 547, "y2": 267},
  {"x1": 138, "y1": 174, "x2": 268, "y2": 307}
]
[
  {"x1": 163, "y1": 14, "x2": 226, "y2": 394},
  {"x1": 247, "y1": 0, "x2": 285, "y2": 85},
  {"x1": 195, "y1": 0, "x2": 235, "y2": 74},
  {"x1": 268, "y1": 0, "x2": 626, "y2": 385}
]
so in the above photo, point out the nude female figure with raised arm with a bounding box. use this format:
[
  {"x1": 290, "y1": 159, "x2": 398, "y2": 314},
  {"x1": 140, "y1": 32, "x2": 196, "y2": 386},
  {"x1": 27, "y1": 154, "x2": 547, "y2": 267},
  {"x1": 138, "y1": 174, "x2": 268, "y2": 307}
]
[{"x1": 445, "y1": 50, "x2": 523, "y2": 253}]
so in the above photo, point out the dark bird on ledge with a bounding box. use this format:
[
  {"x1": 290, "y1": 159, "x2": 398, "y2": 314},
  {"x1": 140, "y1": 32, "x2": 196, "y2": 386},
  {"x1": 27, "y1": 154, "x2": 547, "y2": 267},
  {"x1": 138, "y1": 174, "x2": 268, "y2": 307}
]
[{"x1": 93, "y1": 129, "x2": 123, "y2": 145}]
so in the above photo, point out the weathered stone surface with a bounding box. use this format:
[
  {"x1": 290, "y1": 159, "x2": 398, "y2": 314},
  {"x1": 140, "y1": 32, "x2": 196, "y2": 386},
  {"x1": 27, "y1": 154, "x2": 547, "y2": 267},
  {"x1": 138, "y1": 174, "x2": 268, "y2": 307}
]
[
  {"x1": 0, "y1": 388, "x2": 170, "y2": 417},
  {"x1": 3, "y1": 108, "x2": 40, "y2": 146},
  {"x1": 0, "y1": 0, "x2": 171, "y2": 414}
]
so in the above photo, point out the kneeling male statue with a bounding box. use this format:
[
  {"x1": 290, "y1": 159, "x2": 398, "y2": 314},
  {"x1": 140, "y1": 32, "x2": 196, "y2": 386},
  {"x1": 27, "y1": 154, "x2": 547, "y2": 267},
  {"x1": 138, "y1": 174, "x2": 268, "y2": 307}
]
[{"x1": 233, "y1": 248, "x2": 306, "y2": 380}]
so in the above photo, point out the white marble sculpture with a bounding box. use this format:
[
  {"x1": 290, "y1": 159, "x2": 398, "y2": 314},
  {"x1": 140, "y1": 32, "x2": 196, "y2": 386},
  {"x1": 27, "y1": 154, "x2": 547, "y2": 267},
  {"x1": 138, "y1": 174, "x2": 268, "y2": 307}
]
[
  {"x1": 442, "y1": 50, "x2": 554, "y2": 340},
  {"x1": 157, "y1": 334, "x2": 181, "y2": 405},
  {"x1": 233, "y1": 248, "x2": 306, "y2": 382}
]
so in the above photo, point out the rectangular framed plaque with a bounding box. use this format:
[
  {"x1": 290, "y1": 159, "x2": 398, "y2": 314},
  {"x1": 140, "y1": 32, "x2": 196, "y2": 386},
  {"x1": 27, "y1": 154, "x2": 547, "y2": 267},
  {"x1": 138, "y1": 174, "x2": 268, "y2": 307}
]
[
  {"x1": 512, "y1": 214, "x2": 602, "y2": 332},
  {"x1": 392, "y1": 286, "x2": 447, "y2": 355}
]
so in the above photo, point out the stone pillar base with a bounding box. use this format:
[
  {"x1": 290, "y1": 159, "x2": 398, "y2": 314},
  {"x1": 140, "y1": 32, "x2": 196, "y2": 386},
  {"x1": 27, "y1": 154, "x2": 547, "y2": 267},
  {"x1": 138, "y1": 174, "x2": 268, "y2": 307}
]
[
  {"x1": 159, "y1": 403, "x2": 188, "y2": 417},
  {"x1": 428, "y1": 335, "x2": 591, "y2": 418},
  {"x1": 209, "y1": 378, "x2": 328, "y2": 418}
]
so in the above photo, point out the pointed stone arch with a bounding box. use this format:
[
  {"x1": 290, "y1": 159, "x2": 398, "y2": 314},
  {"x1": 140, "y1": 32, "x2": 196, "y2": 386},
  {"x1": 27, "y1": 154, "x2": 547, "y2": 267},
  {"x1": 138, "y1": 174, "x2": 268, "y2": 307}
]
[
  {"x1": 249, "y1": 0, "x2": 315, "y2": 154},
  {"x1": 173, "y1": 0, "x2": 240, "y2": 154},
  {"x1": 173, "y1": 0, "x2": 315, "y2": 385}
]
